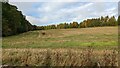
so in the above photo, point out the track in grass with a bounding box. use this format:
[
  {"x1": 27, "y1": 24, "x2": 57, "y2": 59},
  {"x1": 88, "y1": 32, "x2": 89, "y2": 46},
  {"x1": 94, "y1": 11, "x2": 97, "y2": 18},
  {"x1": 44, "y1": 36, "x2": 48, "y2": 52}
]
[
  {"x1": 2, "y1": 27, "x2": 118, "y2": 66},
  {"x1": 2, "y1": 26, "x2": 118, "y2": 48}
]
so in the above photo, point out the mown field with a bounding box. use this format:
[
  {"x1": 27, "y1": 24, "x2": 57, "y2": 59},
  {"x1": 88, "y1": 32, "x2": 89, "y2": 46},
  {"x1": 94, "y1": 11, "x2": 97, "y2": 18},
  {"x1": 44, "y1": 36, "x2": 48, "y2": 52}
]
[
  {"x1": 2, "y1": 27, "x2": 118, "y2": 48},
  {"x1": 2, "y1": 27, "x2": 118, "y2": 66}
]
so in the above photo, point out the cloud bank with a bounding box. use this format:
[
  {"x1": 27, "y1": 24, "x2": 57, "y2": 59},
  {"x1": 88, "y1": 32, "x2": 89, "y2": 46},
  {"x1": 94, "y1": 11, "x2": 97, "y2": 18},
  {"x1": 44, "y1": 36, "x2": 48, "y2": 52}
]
[{"x1": 10, "y1": 2, "x2": 118, "y2": 26}]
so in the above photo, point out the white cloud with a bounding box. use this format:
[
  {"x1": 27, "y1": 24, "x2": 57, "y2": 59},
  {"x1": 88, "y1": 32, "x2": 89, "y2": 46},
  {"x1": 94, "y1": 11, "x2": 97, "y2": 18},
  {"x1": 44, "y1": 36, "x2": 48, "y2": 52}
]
[
  {"x1": 54, "y1": 2, "x2": 118, "y2": 22},
  {"x1": 10, "y1": 2, "x2": 118, "y2": 26},
  {"x1": 26, "y1": 16, "x2": 52, "y2": 25},
  {"x1": 26, "y1": 16, "x2": 40, "y2": 25},
  {"x1": 38, "y1": 2, "x2": 65, "y2": 13}
]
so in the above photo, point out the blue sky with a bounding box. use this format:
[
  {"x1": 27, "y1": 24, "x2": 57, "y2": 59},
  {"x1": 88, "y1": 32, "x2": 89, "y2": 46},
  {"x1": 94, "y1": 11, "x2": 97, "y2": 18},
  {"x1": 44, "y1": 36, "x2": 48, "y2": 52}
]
[{"x1": 10, "y1": 1, "x2": 118, "y2": 26}]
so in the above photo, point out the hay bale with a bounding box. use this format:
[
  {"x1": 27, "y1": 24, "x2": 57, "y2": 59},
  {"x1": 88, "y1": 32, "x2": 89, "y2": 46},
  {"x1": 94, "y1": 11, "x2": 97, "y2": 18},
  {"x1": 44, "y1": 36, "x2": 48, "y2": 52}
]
[{"x1": 42, "y1": 32, "x2": 46, "y2": 35}]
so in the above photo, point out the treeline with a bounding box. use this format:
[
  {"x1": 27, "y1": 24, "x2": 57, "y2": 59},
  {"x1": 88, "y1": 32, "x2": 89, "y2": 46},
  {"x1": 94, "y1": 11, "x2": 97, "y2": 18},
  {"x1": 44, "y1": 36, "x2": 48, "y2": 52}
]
[
  {"x1": 35, "y1": 16, "x2": 119, "y2": 30},
  {"x1": 2, "y1": 2, "x2": 35, "y2": 37},
  {"x1": 2, "y1": 2, "x2": 119, "y2": 37}
]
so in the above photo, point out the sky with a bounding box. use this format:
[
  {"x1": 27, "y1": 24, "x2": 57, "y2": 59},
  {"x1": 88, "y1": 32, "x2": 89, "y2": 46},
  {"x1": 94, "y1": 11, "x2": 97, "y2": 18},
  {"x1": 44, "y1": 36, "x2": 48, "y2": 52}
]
[{"x1": 9, "y1": 0, "x2": 119, "y2": 26}]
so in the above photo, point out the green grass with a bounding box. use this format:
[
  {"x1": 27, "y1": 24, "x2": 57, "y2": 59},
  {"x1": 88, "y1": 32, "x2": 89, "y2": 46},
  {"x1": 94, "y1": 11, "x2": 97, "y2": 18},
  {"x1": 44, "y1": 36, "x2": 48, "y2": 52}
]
[
  {"x1": 2, "y1": 27, "x2": 118, "y2": 66},
  {"x1": 2, "y1": 26, "x2": 118, "y2": 49}
]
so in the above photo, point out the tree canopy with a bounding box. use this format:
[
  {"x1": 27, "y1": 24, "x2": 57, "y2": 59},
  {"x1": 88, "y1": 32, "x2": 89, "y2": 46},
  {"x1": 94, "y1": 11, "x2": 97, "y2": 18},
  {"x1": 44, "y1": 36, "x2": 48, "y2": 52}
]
[{"x1": 2, "y1": 2, "x2": 34, "y2": 36}]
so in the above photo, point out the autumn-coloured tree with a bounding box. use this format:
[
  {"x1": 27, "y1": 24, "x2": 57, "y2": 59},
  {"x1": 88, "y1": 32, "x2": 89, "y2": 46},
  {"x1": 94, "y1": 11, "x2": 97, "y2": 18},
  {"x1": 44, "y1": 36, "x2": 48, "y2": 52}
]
[
  {"x1": 108, "y1": 16, "x2": 117, "y2": 26},
  {"x1": 72, "y1": 21, "x2": 79, "y2": 28}
]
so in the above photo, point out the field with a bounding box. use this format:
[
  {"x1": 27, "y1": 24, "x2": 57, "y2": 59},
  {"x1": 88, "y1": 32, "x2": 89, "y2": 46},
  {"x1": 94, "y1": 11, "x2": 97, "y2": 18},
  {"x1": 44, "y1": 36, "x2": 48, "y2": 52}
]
[
  {"x1": 2, "y1": 27, "x2": 118, "y2": 66},
  {"x1": 2, "y1": 27, "x2": 118, "y2": 48}
]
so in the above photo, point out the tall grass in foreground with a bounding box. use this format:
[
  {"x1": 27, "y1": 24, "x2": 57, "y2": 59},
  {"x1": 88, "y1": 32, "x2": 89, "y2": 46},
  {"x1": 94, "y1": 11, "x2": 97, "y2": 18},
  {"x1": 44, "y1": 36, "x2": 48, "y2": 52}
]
[{"x1": 2, "y1": 47, "x2": 118, "y2": 67}]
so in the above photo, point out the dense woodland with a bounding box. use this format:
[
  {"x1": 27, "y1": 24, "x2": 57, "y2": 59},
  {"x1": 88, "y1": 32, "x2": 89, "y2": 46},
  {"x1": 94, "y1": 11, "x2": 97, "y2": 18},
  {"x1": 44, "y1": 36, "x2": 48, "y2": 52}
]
[
  {"x1": 2, "y1": 2, "x2": 34, "y2": 37},
  {"x1": 2, "y1": 2, "x2": 119, "y2": 37}
]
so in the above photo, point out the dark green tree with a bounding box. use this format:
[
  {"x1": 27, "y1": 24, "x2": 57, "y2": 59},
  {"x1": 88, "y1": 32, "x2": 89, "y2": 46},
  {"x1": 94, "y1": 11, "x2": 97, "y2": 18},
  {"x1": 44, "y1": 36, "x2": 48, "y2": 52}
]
[
  {"x1": 118, "y1": 16, "x2": 120, "y2": 25},
  {"x1": 2, "y1": 2, "x2": 33, "y2": 36}
]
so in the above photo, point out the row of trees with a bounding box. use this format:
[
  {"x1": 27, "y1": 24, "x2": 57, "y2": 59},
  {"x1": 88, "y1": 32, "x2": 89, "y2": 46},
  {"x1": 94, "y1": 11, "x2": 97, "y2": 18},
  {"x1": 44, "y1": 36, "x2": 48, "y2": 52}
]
[
  {"x1": 2, "y1": 2, "x2": 34, "y2": 36},
  {"x1": 35, "y1": 16, "x2": 118, "y2": 30},
  {"x1": 80, "y1": 16, "x2": 117, "y2": 28}
]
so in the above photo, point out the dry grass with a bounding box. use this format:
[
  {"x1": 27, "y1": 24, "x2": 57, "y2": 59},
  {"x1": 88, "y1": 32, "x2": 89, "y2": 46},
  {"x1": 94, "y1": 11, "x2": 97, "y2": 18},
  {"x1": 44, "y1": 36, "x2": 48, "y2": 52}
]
[
  {"x1": 2, "y1": 47, "x2": 118, "y2": 66},
  {"x1": 37, "y1": 27, "x2": 118, "y2": 38}
]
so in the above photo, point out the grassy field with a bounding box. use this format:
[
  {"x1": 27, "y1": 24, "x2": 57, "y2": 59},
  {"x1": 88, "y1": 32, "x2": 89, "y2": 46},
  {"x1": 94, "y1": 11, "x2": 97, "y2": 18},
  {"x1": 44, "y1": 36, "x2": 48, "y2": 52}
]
[
  {"x1": 2, "y1": 26, "x2": 118, "y2": 48},
  {"x1": 2, "y1": 26, "x2": 118, "y2": 66}
]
